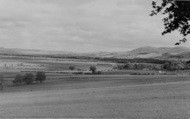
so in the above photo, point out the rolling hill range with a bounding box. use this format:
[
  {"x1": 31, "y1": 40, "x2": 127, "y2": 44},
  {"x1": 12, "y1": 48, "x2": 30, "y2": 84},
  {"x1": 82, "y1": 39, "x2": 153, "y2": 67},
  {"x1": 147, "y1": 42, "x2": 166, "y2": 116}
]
[
  {"x1": 129, "y1": 46, "x2": 190, "y2": 54},
  {"x1": 126, "y1": 46, "x2": 190, "y2": 59},
  {"x1": 86, "y1": 46, "x2": 190, "y2": 59},
  {"x1": 0, "y1": 46, "x2": 190, "y2": 59},
  {"x1": 0, "y1": 47, "x2": 20, "y2": 54},
  {"x1": 0, "y1": 47, "x2": 78, "y2": 56}
]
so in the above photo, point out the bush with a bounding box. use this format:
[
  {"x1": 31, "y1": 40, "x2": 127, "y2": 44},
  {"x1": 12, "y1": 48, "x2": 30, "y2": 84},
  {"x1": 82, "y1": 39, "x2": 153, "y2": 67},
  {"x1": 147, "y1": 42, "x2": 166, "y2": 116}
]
[
  {"x1": 117, "y1": 64, "x2": 125, "y2": 70},
  {"x1": 90, "y1": 66, "x2": 97, "y2": 74},
  {"x1": 84, "y1": 72, "x2": 91, "y2": 75},
  {"x1": 35, "y1": 71, "x2": 46, "y2": 83},
  {"x1": 23, "y1": 73, "x2": 34, "y2": 85},
  {"x1": 131, "y1": 73, "x2": 138, "y2": 75},
  {"x1": 72, "y1": 72, "x2": 83, "y2": 74},
  {"x1": 12, "y1": 74, "x2": 24, "y2": 85},
  {"x1": 97, "y1": 71, "x2": 102, "y2": 74},
  {"x1": 123, "y1": 63, "x2": 133, "y2": 69},
  {"x1": 69, "y1": 66, "x2": 75, "y2": 70}
]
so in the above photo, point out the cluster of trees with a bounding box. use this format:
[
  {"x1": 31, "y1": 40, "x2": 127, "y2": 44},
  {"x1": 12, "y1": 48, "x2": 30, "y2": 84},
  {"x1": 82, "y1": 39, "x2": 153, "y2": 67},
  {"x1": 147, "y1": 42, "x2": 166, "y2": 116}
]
[
  {"x1": 118, "y1": 60, "x2": 190, "y2": 71},
  {"x1": 12, "y1": 71, "x2": 46, "y2": 85},
  {"x1": 90, "y1": 66, "x2": 102, "y2": 74},
  {"x1": 68, "y1": 65, "x2": 101, "y2": 74},
  {"x1": 162, "y1": 61, "x2": 190, "y2": 71},
  {"x1": 117, "y1": 62, "x2": 161, "y2": 70},
  {"x1": 94, "y1": 57, "x2": 168, "y2": 64}
]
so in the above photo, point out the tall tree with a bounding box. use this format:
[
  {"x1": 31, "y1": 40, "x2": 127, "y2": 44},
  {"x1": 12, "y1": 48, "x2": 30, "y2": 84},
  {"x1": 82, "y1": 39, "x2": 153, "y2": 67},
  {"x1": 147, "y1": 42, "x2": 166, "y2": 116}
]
[
  {"x1": 90, "y1": 66, "x2": 97, "y2": 74},
  {"x1": 35, "y1": 71, "x2": 46, "y2": 83},
  {"x1": 150, "y1": 0, "x2": 190, "y2": 45},
  {"x1": 23, "y1": 73, "x2": 34, "y2": 85}
]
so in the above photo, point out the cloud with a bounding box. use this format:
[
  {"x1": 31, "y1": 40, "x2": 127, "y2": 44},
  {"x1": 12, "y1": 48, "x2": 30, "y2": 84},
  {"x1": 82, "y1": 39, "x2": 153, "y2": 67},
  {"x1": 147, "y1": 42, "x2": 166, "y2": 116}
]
[{"x1": 0, "y1": 0, "x2": 184, "y2": 52}]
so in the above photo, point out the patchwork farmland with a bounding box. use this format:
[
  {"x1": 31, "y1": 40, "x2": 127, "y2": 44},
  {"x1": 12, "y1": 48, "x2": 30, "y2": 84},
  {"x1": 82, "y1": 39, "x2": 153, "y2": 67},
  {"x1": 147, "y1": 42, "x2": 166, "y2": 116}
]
[{"x1": 1, "y1": 54, "x2": 190, "y2": 118}]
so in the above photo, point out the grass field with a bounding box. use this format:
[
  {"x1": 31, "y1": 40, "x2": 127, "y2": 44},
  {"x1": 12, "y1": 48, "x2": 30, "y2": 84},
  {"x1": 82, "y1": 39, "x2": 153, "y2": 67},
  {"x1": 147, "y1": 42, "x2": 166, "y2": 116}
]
[
  {"x1": 0, "y1": 55, "x2": 115, "y2": 72},
  {"x1": 1, "y1": 75, "x2": 190, "y2": 118}
]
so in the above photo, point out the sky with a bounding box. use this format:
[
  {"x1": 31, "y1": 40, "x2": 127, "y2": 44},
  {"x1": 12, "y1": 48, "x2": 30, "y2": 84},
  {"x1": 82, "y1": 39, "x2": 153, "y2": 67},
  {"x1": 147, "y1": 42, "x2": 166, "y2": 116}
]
[{"x1": 0, "y1": 0, "x2": 189, "y2": 52}]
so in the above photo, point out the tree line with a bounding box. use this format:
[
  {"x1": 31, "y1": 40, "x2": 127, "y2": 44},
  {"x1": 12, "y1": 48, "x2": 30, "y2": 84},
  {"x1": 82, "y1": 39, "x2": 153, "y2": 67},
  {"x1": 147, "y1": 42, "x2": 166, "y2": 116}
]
[
  {"x1": 117, "y1": 60, "x2": 190, "y2": 71},
  {"x1": 12, "y1": 71, "x2": 46, "y2": 85}
]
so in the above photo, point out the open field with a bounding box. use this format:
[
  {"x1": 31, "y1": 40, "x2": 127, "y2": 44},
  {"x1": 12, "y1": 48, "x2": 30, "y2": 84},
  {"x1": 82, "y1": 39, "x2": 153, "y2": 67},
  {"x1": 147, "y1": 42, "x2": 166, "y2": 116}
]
[
  {"x1": 0, "y1": 55, "x2": 115, "y2": 73},
  {"x1": 1, "y1": 75, "x2": 190, "y2": 118}
]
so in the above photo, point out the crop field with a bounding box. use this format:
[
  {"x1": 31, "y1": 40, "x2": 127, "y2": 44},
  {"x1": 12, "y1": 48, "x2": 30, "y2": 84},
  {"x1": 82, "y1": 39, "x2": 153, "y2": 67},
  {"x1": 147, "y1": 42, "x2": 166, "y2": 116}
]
[
  {"x1": 1, "y1": 75, "x2": 190, "y2": 118},
  {"x1": 0, "y1": 55, "x2": 115, "y2": 72},
  {"x1": 0, "y1": 55, "x2": 116, "y2": 85}
]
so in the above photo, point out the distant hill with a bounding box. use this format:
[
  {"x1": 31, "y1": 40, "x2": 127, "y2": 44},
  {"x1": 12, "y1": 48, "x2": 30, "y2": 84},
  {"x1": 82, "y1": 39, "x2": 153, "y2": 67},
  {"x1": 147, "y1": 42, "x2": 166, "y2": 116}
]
[
  {"x1": 0, "y1": 47, "x2": 79, "y2": 56},
  {"x1": 129, "y1": 46, "x2": 160, "y2": 54},
  {"x1": 85, "y1": 46, "x2": 190, "y2": 59},
  {"x1": 1, "y1": 46, "x2": 190, "y2": 60},
  {"x1": 166, "y1": 52, "x2": 190, "y2": 59},
  {"x1": 0, "y1": 47, "x2": 19, "y2": 54},
  {"x1": 126, "y1": 46, "x2": 190, "y2": 59},
  {"x1": 13, "y1": 48, "x2": 76, "y2": 55},
  {"x1": 129, "y1": 46, "x2": 190, "y2": 54}
]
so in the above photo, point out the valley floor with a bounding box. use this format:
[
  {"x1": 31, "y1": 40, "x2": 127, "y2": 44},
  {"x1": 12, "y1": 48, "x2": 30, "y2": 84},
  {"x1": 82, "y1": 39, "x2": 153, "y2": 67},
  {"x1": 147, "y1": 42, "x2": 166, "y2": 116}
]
[{"x1": 1, "y1": 75, "x2": 190, "y2": 118}]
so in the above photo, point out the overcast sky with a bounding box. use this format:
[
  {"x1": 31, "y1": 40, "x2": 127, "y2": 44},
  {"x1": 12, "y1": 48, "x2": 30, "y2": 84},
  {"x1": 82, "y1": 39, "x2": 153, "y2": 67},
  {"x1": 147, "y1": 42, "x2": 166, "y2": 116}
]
[{"x1": 0, "y1": 0, "x2": 189, "y2": 52}]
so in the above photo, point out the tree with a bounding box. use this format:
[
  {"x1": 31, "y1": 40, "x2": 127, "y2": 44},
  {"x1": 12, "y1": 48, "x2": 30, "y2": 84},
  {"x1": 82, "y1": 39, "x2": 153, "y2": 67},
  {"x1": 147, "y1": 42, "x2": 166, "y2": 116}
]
[
  {"x1": 23, "y1": 73, "x2": 34, "y2": 85},
  {"x1": 162, "y1": 62, "x2": 170, "y2": 70},
  {"x1": 90, "y1": 66, "x2": 97, "y2": 74},
  {"x1": 186, "y1": 60, "x2": 190, "y2": 69},
  {"x1": 150, "y1": 0, "x2": 190, "y2": 45},
  {"x1": 13, "y1": 74, "x2": 24, "y2": 85},
  {"x1": 35, "y1": 71, "x2": 46, "y2": 83},
  {"x1": 123, "y1": 62, "x2": 133, "y2": 69},
  {"x1": 170, "y1": 61, "x2": 185, "y2": 70}
]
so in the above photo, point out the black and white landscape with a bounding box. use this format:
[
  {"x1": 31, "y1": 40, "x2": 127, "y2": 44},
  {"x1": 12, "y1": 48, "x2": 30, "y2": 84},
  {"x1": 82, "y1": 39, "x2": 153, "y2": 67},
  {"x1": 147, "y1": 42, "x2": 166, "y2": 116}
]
[{"x1": 0, "y1": 0, "x2": 190, "y2": 119}]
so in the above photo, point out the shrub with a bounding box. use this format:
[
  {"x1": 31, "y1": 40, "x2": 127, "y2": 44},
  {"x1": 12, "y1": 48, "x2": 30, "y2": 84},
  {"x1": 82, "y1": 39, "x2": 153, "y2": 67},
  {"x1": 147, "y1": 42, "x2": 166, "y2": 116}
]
[
  {"x1": 117, "y1": 64, "x2": 125, "y2": 70},
  {"x1": 12, "y1": 74, "x2": 24, "y2": 85},
  {"x1": 35, "y1": 71, "x2": 46, "y2": 83},
  {"x1": 69, "y1": 66, "x2": 75, "y2": 70},
  {"x1": 72, "y1": 72, "x2": 83, "y2": 74},
  {"x1": 84, "y1": 72, "x2": 91, "y2": 75},
  {"x1": 90, "y1": 66, "x2": 97, "y2": 74},
  {"x1": 131, "y1": 73, "x2": 138, "y2": 75},
  {"x1": 123, "y1": 63, "x2": 133, "y2": 69},
  {"x1": 151, "y1": 73, "x2": 155, "y2": 75},
  {"x1": 97, "y1": 71, "x2": 102, "y2": 75},
  {"x1": 23, "y1": 73, "x2": 34, "y2": 85}
]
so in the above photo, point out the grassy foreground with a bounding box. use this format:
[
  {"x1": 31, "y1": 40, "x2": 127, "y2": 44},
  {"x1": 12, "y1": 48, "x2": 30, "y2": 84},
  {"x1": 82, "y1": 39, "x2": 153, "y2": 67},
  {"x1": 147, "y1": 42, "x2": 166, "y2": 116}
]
[{"x1": 1, "y1": 75, "x2": 190, "y2": 118}]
